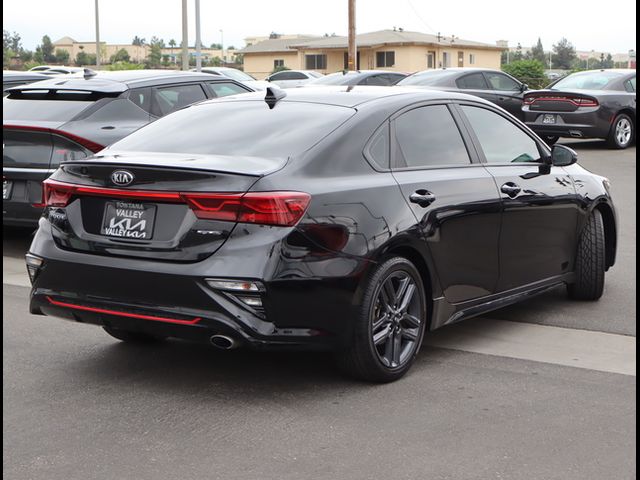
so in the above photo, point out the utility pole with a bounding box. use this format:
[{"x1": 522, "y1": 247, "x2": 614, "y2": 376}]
[
  {"x1": 347, "y1": 0, "x2": 356, "y2": 70},
  {"x1": 220, "y1": 30, "x2": 224, "y2": 65},
  {"x1": 181, "y1": 0, "x2": 189, "y2": 70},
  {"x1": 95, "y1": 0, "x2": 100, "y2": 67},
  {"x1": 195, "y1": 0, "x2": 202, "y2": 71}
]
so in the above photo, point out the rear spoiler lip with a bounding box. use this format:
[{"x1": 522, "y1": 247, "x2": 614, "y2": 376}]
[{"x1": 2, "y1": 124, "x2": 105, "y2": 153}]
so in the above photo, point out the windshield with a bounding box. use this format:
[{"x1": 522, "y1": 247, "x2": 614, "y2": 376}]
[
  {"x1": 307, "y1": 72, "x2": 361, "y2": 85},
  {"x1": 551, "y1": 71, "x2": 622, "y2": 90},
  {"x1": 110, "y1": 101, "x2": 355, "y2": 159},
  {"x1": 397, "y1": 70, "x2": 459, "y2": 86},
  {"x1": 221, "y1": 69, "x2": 256, "y2": 82}
]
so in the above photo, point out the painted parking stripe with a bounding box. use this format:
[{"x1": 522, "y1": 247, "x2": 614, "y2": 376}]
[
  {"x1": 3, "y1": 255, "x2": 635, "y2": 376},
  {"x1": 424, "y1": 318, "x2": 636, "y2": 376}
]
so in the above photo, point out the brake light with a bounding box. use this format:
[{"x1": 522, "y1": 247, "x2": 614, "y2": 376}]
[
  {"x1": 41, "y1": 179, "x2": 311, "y2": 227},
  {"x1": 3, "y1": 125, "x2": 104, "y2": 153},
  {"x1": 524, "y1": 95, "x2": 598, "y2": 107}
]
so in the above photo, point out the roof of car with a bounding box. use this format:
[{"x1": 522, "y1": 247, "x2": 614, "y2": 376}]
[
  {"x1": 3, "y1": 70, "x2": 49, "y2": 80},
  {"x1": 213, "y1": 85, "x2": 489, "y2": 108},
  {"x1": 4, "y1": 70, "x2": 233, "y2": 94}
]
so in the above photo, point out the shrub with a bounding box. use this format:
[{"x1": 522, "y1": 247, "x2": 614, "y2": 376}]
[{"x1": 502, "y1": 59, "x2": 547, "y2": 89}]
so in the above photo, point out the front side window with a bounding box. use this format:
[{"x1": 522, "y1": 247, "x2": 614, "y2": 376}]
[
  {"x1": 153, "y1": 84, "x2": 207, "y2": 117},
  {"x1": 305, "y1": 54, "x2": 327, "y2": 70},
  {"x1": 376, "y1": 51, "x2": 395, "y2": 68},
  {"x1": 461, "y1": 105, "x2": 541, "y2": 164},
  {"x1": 485, "y1": 72, "x2": 520, "y2": 91},
  {"x1": 393, "y1": 105, "x2": 470, "y2": 168}
]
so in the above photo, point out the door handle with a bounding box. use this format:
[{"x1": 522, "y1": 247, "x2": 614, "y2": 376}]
[
  {"x1": 500, "y1": 182, "x2": 521, "y2": 198},
  {"x1": 409, "y1": 190, "x2": 436, "y2": 207}
]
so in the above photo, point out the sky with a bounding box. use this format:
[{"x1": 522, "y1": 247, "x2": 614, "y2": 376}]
[{"x1": 3, "y1": 0, "x2": 637, "y2": 54}]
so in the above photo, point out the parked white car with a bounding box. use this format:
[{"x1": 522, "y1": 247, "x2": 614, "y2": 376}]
[
  {"x1": 192, "y1": 67, "x2": 271, "y2": 91},
  {"x1": 265, "y1": 70, "x2": 324, "y2": 88}
]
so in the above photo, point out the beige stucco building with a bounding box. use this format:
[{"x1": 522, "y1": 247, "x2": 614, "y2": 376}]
[{"x1": 239, "y1": 30, "x2": 503, "y2": 79}]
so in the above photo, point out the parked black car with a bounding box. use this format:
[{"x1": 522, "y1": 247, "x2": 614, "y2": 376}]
[
  {"x1": 27, "y1": 86, "x2": 617, "y2": 382},
  {"x1": 3, "y1": 69, "x2": 252, "y2": 226},
  {"x1": 2, "y1": 71, "x2": 49, "y2": 96},
  {"x1": 523, "y1": 69, "x2": 636, "y2": 149},
  {"x1": 398, "y1": 68, "x2": 528, "y2": 119},
  {"x1": 305, "y1": 70, "x2": 407, "y2": 87}
]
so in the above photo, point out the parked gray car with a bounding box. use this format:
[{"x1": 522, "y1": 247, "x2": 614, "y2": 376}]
[{"x1": 3, "y1": 69, "x2": 252, "y2": 226}]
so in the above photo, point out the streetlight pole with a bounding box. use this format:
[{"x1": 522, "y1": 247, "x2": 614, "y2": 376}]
[
  {"x1": 181, "y1": 0, "x2": 189, "y2": 70},
  {"x1": 95, "y1": 0, "x2": 100, "y2": 68},
  {"x1": 195, "y1": 0, "x2": 202, "y2": 71},
  {"x1": 219, "y1": 30, "x2": 224, "y2": 65},
  {"x1": 347, "y1": 0, "x2": 356, "y2": 70}
]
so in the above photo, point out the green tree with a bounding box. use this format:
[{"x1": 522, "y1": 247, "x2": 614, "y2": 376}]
[
  {"x1": 146, "y1": 36, "x2": 164, "y2": 68},
  {"x1": 271, "y1": 65, "x2": 290, "y2": 74},
  {"x1": 110, "y1": 48, "x2": 130, "y2": 63},
  {"x1": 41, "y1": 35, "x2": 55, "y2": 63},
  {"x1": 75, "y1": 51, "x2": 96, "y2": 66},
  {"x1": 55, "y1": 49, "x2": 70, "y2": 64},
  {"x1": 502, "y1": 59, "x2": 547, "y2": 89},
  {"x1": 512, "y1": 43, "x2": 524, "y2": 62},
  {"x1": 132, "y1": 36, "x2": 146, "y2": 46},
  {"x1": 602, "y1": 53, "x2": 614, "y2": 69},
  {"x1": 210, "y1": 43, "x2": 222, "y2": 49},
  {"x1": 552, "y1": 38, "x2": 577, "y2": 69},
  {"x1": 530, "y1": 38, "x2": 547, "y2": 67}
]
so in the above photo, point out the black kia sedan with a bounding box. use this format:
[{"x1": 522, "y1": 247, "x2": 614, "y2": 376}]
[
  {"x1": 3, "y1": 69, "x2": 252, "y2": 226},
  {"x1": 27, "y1": 86, "x2": 617, "y2": 382},
  {"x1": 523, "y1": 69, "x2": 636, "y2": 148},
  {"x1": 397, "y1": 68, "x2": 529, "y2": 120}
]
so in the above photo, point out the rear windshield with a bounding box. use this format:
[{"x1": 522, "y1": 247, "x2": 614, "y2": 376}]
[
  {"x1": 109, "y1": 100, "x2": 355, "y2": 159},
  {"x1": 397, "y1": 70, "x2": 458, "y2": 86},
  {"x1": 551, "y1": 71, "x2": 622, "y2": 90},
  {"x1": 3, "y1": 92, "x2": 96, "y2": 122}
]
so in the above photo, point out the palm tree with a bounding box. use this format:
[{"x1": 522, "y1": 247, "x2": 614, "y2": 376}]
[{"x1": 168, "y1": 39, "x2": 177, "y2": 63}]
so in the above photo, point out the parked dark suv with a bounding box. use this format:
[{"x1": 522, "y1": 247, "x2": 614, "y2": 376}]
[
  {"x1": 27, "y1": 87, "x2": 617, "y2": 382},
  {"x1": 3, "y1": 69, "x2": 252, "y2": 226},
  {"x1": 398, "y1": 68, "x2": 529, "y2": 120}
]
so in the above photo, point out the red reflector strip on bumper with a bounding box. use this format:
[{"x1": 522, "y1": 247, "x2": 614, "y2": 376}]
[{"x1": 46, "y1": 296, "x2": 201, "y2": 325}]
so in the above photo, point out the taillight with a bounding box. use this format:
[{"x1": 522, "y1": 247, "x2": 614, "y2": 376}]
[
  {"x1": 573, "y1": 97, "x2": 599, "y2": 107},
  {"x1": 524, "y1": 96, "x2": 535, "y2": 105},
  {"x1": 524, "y1": 95, "x2": 598, "y2": 107},
  {"x1": 41, "y1": 179, "x2": 311, "y2": 227}
]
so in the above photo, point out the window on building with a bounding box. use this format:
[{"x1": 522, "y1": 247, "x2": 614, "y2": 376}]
[
  {"x1": 469, "y1": 53, "x2": 476, "y2": 65},
  {"x1": 305, "y1": 54, "x2": 327, "y2": 70},
  {"x1": 376, "y1": 51, "x2": 395, "y2": 68},
  {"x1": 274, "y1": 59, "x2": 284, "y2": 69},
  {"x1": 458, "y1": 51, "x2": 464, "y2": 67},
  {"x1": 393, "y1": 105, "x2": 471, "y2": 168},
  {"x1": 427, "y1": 51, "x2": 435, "y2": 69},
  {"x1": 442, "y1": 52, "x2": 451, "y2": 68}
]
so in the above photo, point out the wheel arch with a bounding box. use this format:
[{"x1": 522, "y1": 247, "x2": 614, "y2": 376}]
[{"x1": 593, "y1": 202, "x2": 617, "y2": 269}]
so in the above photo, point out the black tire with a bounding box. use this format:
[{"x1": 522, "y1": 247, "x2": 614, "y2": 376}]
[
  {"x1": 543, "y1": 135, "x2": 559, "y2": 146},
  {"x1": 335, "y1": 256, "x2": 427, "y2": 383},
  {"x1": 103, "y1": 326, "x2": 166, "y2": 344},
  {"x1": 568, "y1": 209, "x2": 606, "y2": 301},
  {"x1": 607, "y1": 114, "x2": 634, "y2": 149}
]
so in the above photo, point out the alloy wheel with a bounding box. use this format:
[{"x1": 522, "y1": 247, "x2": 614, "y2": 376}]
[
  {"x1": 370, "y1": 271, "x2": 423, "y2": 368},
  {"x1": 616, "y1": 118, "x2": 632, "y2": 146}
]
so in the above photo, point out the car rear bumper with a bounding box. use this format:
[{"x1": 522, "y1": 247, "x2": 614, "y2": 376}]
[
  {"x1": 523, "y1": 107, "x2": 613, "y2": 139},
  {"x1": 27, "y1": 221, "x2": 368, "y2": 350}
]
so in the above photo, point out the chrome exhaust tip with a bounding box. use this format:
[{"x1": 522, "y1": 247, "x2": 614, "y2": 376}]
[{"x1": 209, "y1": 334, "x2": 239, "y2": 350}]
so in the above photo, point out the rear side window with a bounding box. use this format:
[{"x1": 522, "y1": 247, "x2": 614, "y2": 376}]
[
  {"x1": 393, "y1": 105, "x2": 470, "y2": 168},
  {"x1": 207, "y1": 82, "x2": 249, "y2": 97},
  {"x1": 625, "y1": 77, "x2": 636, "y2": 92},
  {"x1": 152, "y1": 84, "x2": 207, "y2": 117},
  {"x1": 461, "y1": 105, "x2": 541, "y2": 164},
  {"x1": 3, "y1": 94, "x2": 96, "y2": 121},
  {"x1": 456, "y1": 73, "x2": 488, "y2": 90},
  {"x1": 365, "y1": 124, "x2": 390, "y2": 169},
  {"x1": 3, "y1": 130, "x2": 52, "y2": 168},
  {"x1": 110, "y1": 101, "x2": 355, "y2": 159},
  {"x1": 128, "y1": 87, "x2": 152, "y2": 113}
]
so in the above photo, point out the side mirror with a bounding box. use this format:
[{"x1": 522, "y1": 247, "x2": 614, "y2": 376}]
[
  {"x1": 551, "y1": 144, "x2": 578, "y2": 166},
  {"x1": 520, "y1": 83, "x2": 529, "y2": 92}
]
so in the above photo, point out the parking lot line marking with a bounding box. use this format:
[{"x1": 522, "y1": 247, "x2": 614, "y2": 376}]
[
  {"x1": 3, "y1": 255, "x2": 635, "y2": 376},
  {"x1": 424, "y1": 318, "x2": 636, "y2": 376}
]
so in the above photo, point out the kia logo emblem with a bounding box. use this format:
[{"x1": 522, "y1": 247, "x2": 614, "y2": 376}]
[{"x1": 111, "y1": 170, "x2": 134, "y2": 186}]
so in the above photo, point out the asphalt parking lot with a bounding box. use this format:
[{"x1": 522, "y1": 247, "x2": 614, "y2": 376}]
[{"x1": 3, "y1": 140, "x2": 636, "y2": 480}]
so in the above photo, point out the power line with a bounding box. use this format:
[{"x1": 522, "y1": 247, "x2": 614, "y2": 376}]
[{"x1": 406, "y1": 0, "x2": 437, "y2": 34}]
